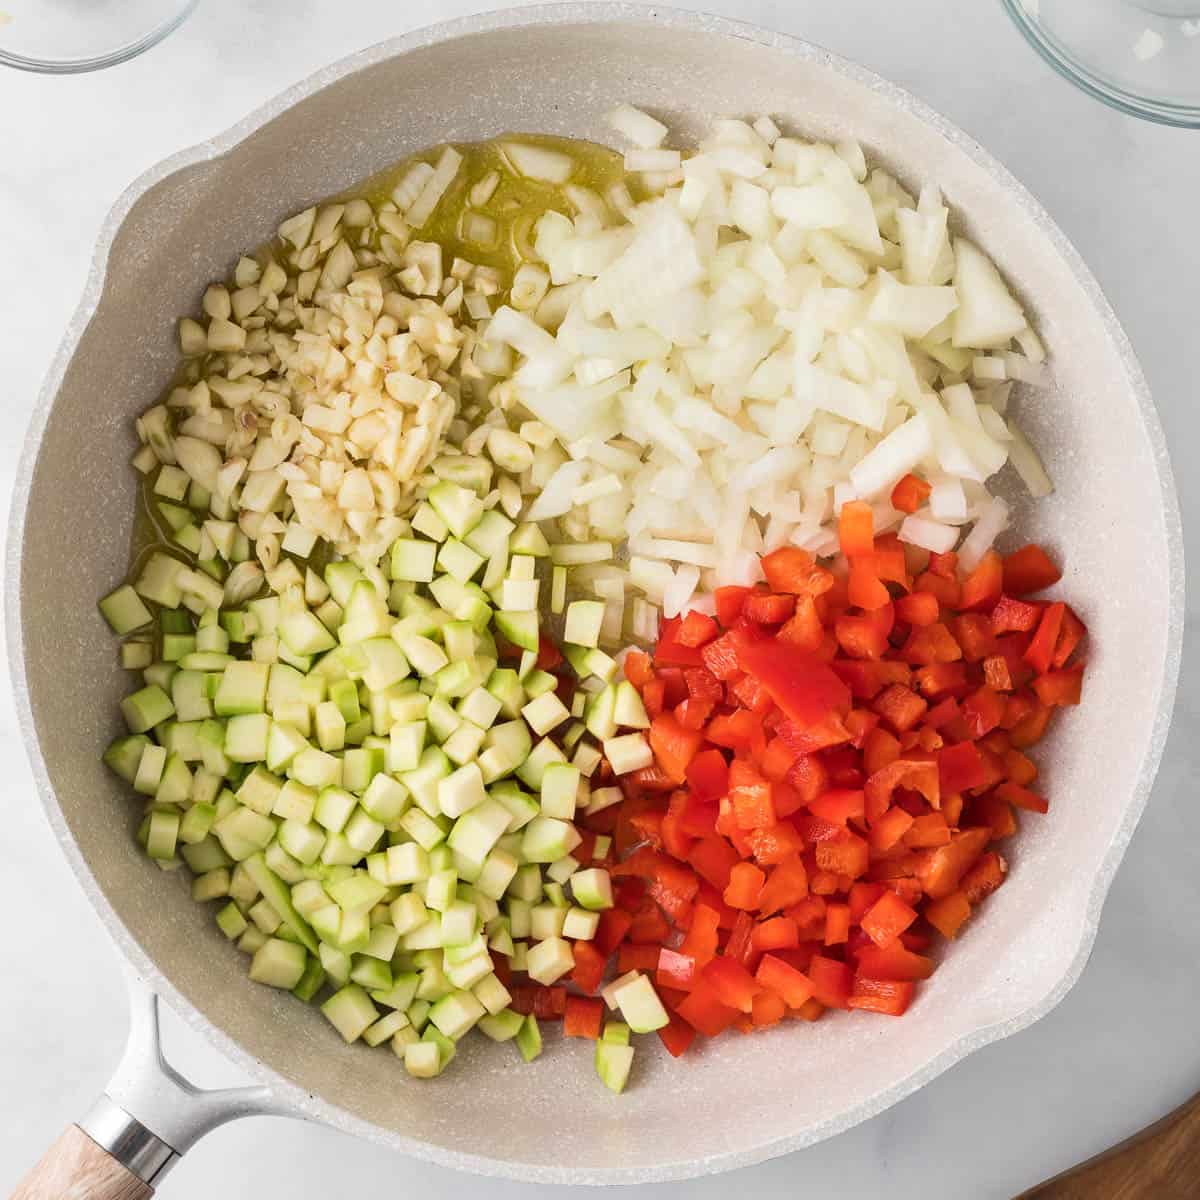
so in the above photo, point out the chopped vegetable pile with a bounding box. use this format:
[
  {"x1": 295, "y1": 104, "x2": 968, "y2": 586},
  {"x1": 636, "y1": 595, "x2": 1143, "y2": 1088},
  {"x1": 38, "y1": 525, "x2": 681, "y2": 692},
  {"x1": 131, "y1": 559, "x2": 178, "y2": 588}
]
[
  {"x1": 597, "y1": 525, "x2": 1084, "y2": 1047},
  {"x1": 96, "y1": 105, "x2": 1085, "y2": 1094}
]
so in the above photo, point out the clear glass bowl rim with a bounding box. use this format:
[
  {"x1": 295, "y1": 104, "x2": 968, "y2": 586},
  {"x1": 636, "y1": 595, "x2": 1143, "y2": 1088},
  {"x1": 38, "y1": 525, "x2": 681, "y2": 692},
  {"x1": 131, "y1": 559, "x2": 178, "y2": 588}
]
[
  {"x1": 0, "y1": 0, "x2": 198, "y2": 74},
  {"x1": 1001, "y1": 0, "x2": 1200, "y2": 129}
]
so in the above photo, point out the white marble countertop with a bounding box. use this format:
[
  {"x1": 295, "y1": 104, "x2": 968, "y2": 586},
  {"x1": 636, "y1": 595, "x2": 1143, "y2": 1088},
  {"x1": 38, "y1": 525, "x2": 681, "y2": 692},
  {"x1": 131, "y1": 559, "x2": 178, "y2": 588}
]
[{"x1": 1, "y1": 2, "x2": 1197, "y2": 1196}]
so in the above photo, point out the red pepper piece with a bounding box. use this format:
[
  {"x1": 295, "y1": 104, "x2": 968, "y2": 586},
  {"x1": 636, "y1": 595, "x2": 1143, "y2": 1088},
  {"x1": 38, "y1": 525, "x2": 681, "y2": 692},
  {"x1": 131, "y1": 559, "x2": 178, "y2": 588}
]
[
  {"x1": 838, "y1": 500, "x2": 875, "y2": 558},
  {"x1": 853, "y1": 942, "x2": 936, "y2": 981},
  {"x1": 700, "y1": 956, "x2": 760, "y2": 1013},
  {"x1": 1002, "y1": 544, "x2": 1062, "y2": 595},
  {"x1": 656, "y1": 1011, "x2": 697, "y2": 1057},
  {"x1": 1023, "y1": 602, "x2": 1065, "y2": 675},
  {"x1": 890, "y1": 473, "x2": 932, "y2": 514},
  {"x1": 1032, "y1": 666, "x2": 1084, "y2": 708},
  {"x1": 849, "y1": 976, "x2": 914, "y2": 1016},
  {"x1": 960, "y1": 551, "x2": 1003, "y2": 612},
  {"x1": 563, "y1": 995, "x2": 604, "y2": 1039},
  {"x1": 924, "y1": 890, "x2": 972, "y2": 939},
  {"x1": 676, "y1": 982, "x2": 741, "y2": 1036},
  {"x1": 807, "y1": 954, "x2": 854, "y2": 1009},
  {"x1": 761, "y1": 546, "x2": 836, "y2": 596},
  {"x1": 676, "y1": 609, "x2": 719, "y2": 648}
]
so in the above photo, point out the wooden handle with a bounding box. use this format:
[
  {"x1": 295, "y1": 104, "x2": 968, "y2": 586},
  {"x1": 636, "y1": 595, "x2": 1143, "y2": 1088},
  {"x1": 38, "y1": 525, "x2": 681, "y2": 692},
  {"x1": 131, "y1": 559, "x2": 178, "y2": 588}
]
[
  {"x1": 10, "y1": 1125, "x2": 153, "y2": 1200},
  {"x1": 1020, "y1": 1091, "x2": 1200, "y2": 1199}
]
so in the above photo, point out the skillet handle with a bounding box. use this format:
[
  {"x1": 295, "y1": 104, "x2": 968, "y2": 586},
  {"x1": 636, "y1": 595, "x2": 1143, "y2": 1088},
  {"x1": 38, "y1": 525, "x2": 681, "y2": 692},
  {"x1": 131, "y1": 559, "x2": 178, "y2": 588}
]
[{"x1": 11, "y1": 1125, "x2": 154, "y2": 1200}]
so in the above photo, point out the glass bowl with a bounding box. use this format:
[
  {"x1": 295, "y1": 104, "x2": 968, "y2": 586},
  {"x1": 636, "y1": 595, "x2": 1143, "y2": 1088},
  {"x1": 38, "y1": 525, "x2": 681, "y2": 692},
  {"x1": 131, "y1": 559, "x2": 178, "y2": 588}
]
[
  {"x1": 0, "y1": 0, "x2": 197, "y2": 74},
  {"x1": 1002, "y1": 0, "x2": 1200, "y2": 127}
]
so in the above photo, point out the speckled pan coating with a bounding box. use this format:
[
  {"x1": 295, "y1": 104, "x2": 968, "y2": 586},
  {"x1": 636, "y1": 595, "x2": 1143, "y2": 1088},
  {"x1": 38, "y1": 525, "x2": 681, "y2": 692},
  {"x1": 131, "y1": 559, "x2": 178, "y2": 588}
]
[{"x1": 5, "y1": 4, "x2": 1184, "y2": 1185}]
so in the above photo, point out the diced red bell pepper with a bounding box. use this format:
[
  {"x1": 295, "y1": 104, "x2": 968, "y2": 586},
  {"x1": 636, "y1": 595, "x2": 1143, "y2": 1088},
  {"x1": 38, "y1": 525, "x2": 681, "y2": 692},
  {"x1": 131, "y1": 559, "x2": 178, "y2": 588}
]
[
  {"x1": 786, "y1": 752, "x2": 830, "y2": 807},
  {"x1": 860, "y1": 890, "x2": 919, "y2": 948},
  {"x1": 924, "y1": 890, "x2": 972, "y2": 939},
  {"x1": 730, "y1": 672, "x2": 774, "y2": 715},
  {"x1": 916, "y1": 827, "x2": 991, "y2": 899},
  {"x1": 991, "y1": 594, "x2": 1042, "y2": 635},
  {"x1": 808, "y1": 788, "x2": 866, "y2": 826},
  {"x1": 1002, "y1": 544, "x2": 1062, "y2": 595},
  {"x1": 961, "y1": 851, "x2": 1007, "y2": 904},
  {"x1": 916, "y1": 569, "x2": 962, "y2": 609},
  {"x1": 751, "y1": 915, "x2": 801, "y2": 953},
  {"x1": 1053, "y1": 606, "x2": 1087, "y2": 668},
  {"x1": 593, "y1": 908, "x2": 634, "y2": 956},
  {"x1": 873, "y1": 684, "x2": 928, "y2": 733},
  {"x1": 953, "y1": 613, "x2": 999, "y2": 662},
  {"x1": 654, "y1": 616, "x2": 705, "y2": 667},
  {"x1": 777, "y1": 594, "x2": 826, "y2": 651},
  {"x1": 891, "y1": 473, "x2": 932, "y2": 514},
  {"x1": 902, "y1": 622, "x2": 963, "y2": 666},
  {"x1": 623, "y1": 648, "x2": 655, "y2": 689},
  {"x1": 853, "y1": 942, "x2": 935, "y2": 981},
  {"x1": 835, "y1": 611, "x2": 890, "y2": 660},
  {"x1": 961, "y1": 685, "x2": 1005, "y2": 738},
  {"x1": 1032, "y1": 666, "x2": 1084, "y2": 708},
  {"x1": 676, "y1": 982, "x2": 741, "y2": 1036},
  {"x1": 807, "y1": 954, "x2": 853, "y2": 1009},
  {"x1": 706, "y1": 709, "x2": 765, "y2": 754},
  {"x1": 848, "y1": 561, "x2": 892, "y2": 611},
  {"x1": 938, "y1": 740, "x2": 987, "y2": 794},
  {"x1": 761, "y1": 546, "x2": 836, "y2": 596},
  {"x1": 757, "y1": 857, "x2": 810, "y2": 914},
  {"x1": 776, "y1": 712, "x2": 851, "y2": 756},
  {"x1": 914, "y1": 662, "x2": 969, "y2": 698},
  {"x1": 814, "y1": 830, "x2": 870, "y2": 879},
  {"x1": 657, "y1": 1011, "x2": 698, "y2": 1057},
  {"x1": 649, "y1": 714, "x2": 705, "y2": 783},
  {"x1": 678, "y1": 904, "x2": 721, "y2": 967},
  {"x1": 1023, "y1": 602, "x2": 1065, "y2": 675},
  {"x1": 869, "y1": 806, "x2": 915, "y2": 852},
  {"x1": 714, "y1": 586, "x2": 751, "y2": 626},
  {"x1": 838, "y1": 500, "x2": 875, "y2": 559},
  {"x1": 925, "y1": 550, "x2": 957, "y2": 578},
  {"x1": 849, "y1": 976, "x2": 914, "y2": 1016},
  {"x1": 674, "y1": 696, "x2": 714, "y2": 731},
  {"x1": 685, "y1": 747, "x2": 729, "y2": 802},
  {"x1": 982, "y1": 654, "x2": 1014, "y2": 692},
  {"x1": 997, "y1": 780, "x2": 1049, "y2": 814},
  {"x1": 724, "y1": 861, "x2": 767, "y2": 909},
  {"x1": 656, "y1": 948, "x2": 698, "y2": 993},
  {"x1": 743, "y1": 590, "x2": 796, "y2": 625},
  {"x1": 733, "y1": 635, "x2": 852, "y2": 729},
  {"x1": 823, "y1": 901, "x2": 851, "y2": 946},
  {"x1": 700, "y1": 633, "x2": 742, "y2": 681},
  {"x1": 725, "y1": 910, "x2": 758, "y2": 968},
  {"x1": 755, "y1": 953, "x2": 816, "y2": 1008},
  {"x1": 896, "y1": 590, "x2": 940, "y2": 627},
  {"x1": 683, "y1": 667, "x2": 724, "y2": 703},
  {"x1": 532, "y1": 987, "x2": 567, "y2": 1020},
  {"x1": 960, "y1": 551, "x2": 1003, "y2": 612},
  {"x1": 641, "y1": 676, "x2": 667, "y2": 719},
  {"x1": 1010, "y1": 702, "x2": 1054, "y2": 747},
  {"x1": 688, "y1": 836, "x2": 740, "y2": 891},
  {"x1": 864, "y1": 759, "x2": 940, "y2": 824},
  {"x1": 570, "y1": 940, "x2": 607, "y2": 994},
  {"x1": 563, "y1": 995, "x2": 604, "y2": 1039},
  {"x1": 676, "y1": 609, "x2": 719, "y2": 648},
  {"x1": 701, "y1": 956, "x2": 760, "y2": 1013}
]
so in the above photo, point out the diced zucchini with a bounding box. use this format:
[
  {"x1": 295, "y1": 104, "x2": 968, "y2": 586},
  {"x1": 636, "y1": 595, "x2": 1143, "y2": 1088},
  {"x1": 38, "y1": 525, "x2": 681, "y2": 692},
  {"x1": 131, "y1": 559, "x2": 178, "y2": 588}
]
[
  {"x1": 321, "y1": 984, "x2": 379, "y2": 1043},
  {"x1": 564, "y1": 600, "x2": 605, "y2": 648},
  {"x1": 612, "y1": 972, "x2": 669, "y2": 1033},
  {"x1": 539, "y1": 762, "x2": 579, "y2": 819},
  {"x1": 99, "y1": 584, "x2": 153, "y2": 635},
  {"x1": 493, "y1": 609, "x2": 538, "y2": 653},
  {"x1": 120, "y1": 685, "x2": 175, "y2": 733},
  {"x1": 249, "y1": 938, "x2": 308, "y2": 990},
  {"x1": 603, "y1": 732, "x2": 654, "y2": 775},
  {"x1": 515, "y1": 1014, "x2": 543, "y2": 1062},
  {"x1": 595, "y1": 1038, "x2": 635, "y2": 1094}
]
